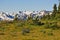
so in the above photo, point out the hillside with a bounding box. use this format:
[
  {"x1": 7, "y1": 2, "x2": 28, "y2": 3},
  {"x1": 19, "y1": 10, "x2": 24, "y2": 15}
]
[{"x1": 0, "y1": 13, "x2": 60, "y2": 40}]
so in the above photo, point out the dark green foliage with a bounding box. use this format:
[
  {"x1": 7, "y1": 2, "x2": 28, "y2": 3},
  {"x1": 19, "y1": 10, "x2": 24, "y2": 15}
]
[
  {"x1": 41, "y1": 14, "x2": 51, "y2": 21},
  {"x1": 33, "y1": 20, "x2": 44, "y2": 26},
  {"x1": 52, "y1": 4, "x2": 57, "y2": 18},
  {"x1": 53, "y1": 4, "x2": 57, "y2": 12},
  {"x1": 58, "y1": 2, "x2": 60, "y2": 13},
  {"x1": 32, "y1": 16, "x2": 44, "y2": 26},
  {"x1": 46, "y1": 14, "x2": 51, "y2": 20},
  {"x1": 55, "y1": 13, "x2": 60, "y2": 21}
]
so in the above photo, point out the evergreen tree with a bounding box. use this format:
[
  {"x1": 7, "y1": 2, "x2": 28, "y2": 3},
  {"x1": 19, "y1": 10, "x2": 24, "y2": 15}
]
[
  {"x1": 52, "y1": 4, "x2": 57, "y2": 18},
  {"x1": 58, "y1": 0, "x2": 60, "y2": 13}
]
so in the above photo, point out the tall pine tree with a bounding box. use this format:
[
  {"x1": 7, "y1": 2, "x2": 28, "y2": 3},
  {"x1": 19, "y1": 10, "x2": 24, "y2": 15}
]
[
  {"x1": 52, "y1": 4, "x2": 57, "y2": 18},
  {"x1": 58, "y1": 0, "x2": 60, "y2": 13}
]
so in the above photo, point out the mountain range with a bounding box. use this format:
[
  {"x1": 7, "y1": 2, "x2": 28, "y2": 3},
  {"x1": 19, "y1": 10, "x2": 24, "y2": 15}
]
[{"x1": 0, "y1": 10, "x2": 52, "y2": 21}]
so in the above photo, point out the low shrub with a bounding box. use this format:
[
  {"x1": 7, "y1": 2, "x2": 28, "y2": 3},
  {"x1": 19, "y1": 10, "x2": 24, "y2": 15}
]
[
  {"x1": 40, "y1": 30, "x2": 46, "y2": 34},
  {"x1": 22, "y1": 28, "x2": 30, "y2": 35},
  {"x1": 48, "y1": 32, "x2": 53, "y2": 36},
  {"x1": 10, "y1": 30, "x2": 17, "y2": 37},
  {"x1": 0, "y1": 32, "x2": 5, "y2": 35}
]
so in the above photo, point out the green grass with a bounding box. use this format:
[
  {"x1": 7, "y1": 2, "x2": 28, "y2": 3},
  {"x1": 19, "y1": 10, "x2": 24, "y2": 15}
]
[
  {"x1": 0, "y1": 21, "x2": 60, "y2": 40},
  {"x1": 0, "y1": 13, "x2": 60, "y2": 40}
]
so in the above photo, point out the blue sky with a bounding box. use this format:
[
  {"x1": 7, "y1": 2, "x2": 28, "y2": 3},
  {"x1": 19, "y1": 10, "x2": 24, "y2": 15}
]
[{"x1": 0, "y1": 0, "x2": 59, "y2": 12}]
